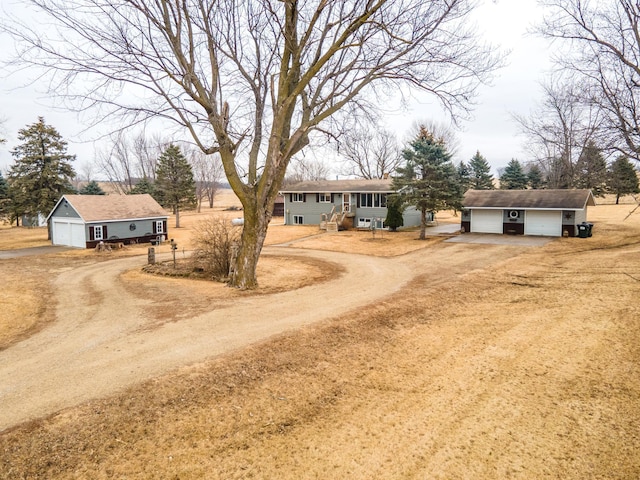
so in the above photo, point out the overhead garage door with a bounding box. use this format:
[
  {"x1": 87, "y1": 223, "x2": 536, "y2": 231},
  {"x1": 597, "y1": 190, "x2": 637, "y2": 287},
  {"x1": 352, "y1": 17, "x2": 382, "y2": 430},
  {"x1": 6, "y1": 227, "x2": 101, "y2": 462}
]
[
  {"x1": 524, "y1": 210, "x2": 562, "y2": 236},
  {"x1": 471, "y1": 209, "x2": 503, "y2": 234},
  {"x1": 52, "y1": 220, "x2": 86, "y2": 248}
]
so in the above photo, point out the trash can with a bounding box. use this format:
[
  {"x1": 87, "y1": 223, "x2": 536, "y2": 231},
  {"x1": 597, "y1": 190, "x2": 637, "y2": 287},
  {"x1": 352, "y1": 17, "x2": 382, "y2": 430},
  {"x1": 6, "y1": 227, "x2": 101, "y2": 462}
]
[
  {"x1": 586, "y1": 222, "x2": 593, "y2": 237},
  {"x1": 578, "y1": 223, "x2": 589, "y2": 238}
]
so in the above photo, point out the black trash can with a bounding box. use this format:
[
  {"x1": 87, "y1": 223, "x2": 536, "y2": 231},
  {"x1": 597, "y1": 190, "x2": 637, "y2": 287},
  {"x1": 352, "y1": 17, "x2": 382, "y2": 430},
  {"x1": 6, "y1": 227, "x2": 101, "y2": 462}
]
[
  {"x1": 586, "y1": 222, "x2": 593, "y2": 237},
  {"x1": 578, "y1": 223, "x2": 589, "y2": 238}
]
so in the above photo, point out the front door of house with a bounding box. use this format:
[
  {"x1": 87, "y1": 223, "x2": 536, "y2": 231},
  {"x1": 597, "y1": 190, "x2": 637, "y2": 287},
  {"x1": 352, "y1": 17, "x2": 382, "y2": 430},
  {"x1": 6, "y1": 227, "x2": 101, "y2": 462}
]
[{"x1": 343, "y1": 193, "x2": 350, "y2": 212}]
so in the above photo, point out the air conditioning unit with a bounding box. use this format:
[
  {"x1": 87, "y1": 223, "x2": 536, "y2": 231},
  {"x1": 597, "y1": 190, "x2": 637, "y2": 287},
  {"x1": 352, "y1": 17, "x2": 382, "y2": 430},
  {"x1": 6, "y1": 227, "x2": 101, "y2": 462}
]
[{"x1": 508, "y1": 210, "x2": 519, "y2": 219}]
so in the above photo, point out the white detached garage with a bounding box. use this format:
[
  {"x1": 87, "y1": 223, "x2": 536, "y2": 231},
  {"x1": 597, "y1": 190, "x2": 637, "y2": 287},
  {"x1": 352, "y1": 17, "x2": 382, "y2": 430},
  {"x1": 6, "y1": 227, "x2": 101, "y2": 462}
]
[{"x1": 461, "y1": 189, "x2": 596, "y2": 237}]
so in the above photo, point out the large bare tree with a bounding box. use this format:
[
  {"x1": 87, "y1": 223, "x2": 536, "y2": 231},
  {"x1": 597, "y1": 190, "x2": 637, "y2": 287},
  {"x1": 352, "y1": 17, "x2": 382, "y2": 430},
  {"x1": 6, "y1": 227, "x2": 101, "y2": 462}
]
[
  {"x1": 339, "y1": 124, "x2": 402, "y2": 179},
  {"x1": 3, "y1": 0, "x2": 500, "y2": 288},
  {"x1": 539, "y1": 0, "x2": 640, "y2": 163},
  {"x1": 513, "y1": 76, "x2": 605, "y2": 188},
  {"x1": 187, "y1": 148, "x2": 224, "y2": 212}
]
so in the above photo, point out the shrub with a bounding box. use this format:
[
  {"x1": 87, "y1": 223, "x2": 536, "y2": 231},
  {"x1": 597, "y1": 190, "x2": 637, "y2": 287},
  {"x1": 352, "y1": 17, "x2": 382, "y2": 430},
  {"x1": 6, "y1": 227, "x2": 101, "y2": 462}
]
[{"x1": 191, "y1": 216, "x2": 242, "y2": 281}]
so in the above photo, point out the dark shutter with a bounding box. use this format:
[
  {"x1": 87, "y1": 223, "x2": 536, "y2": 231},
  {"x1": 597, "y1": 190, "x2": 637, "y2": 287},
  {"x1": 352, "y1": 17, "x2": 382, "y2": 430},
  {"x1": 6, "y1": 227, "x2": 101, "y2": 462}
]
[
  {"x1": 316, "y1": 193, "x2": 319, "y2": 202},
  {"x1": 89, "y1": 226, "x2": 95, "y2": 241},
  {"x1": 153, "y1": 221, "x2": 157, "y2": 234},
  {"x1": 163, "y1": 220, "x2": 167, "y2": 234},
  {"x1": 303, "y1": 194, "x2": 306, "y2": 202},
  {"x1": 289, "y1": 193, "x2": 292, "y2": 202},
  {"x1": 357, "y1": 194, "x2": 361, "y2": 208},
  {"x1": 331, "y1": 193, "x2": 335, "y2": 203},
  {"x1": 102, "y1": 225, "x2": 108, "y2": 239}
]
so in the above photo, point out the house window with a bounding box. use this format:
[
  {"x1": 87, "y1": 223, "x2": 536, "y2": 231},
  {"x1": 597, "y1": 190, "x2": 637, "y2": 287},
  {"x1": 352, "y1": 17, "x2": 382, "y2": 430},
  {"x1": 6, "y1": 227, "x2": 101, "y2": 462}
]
[
  {"x1": 359, "y1": 193, "x2": 387, "y2": 208},
  {"x1": 155, "y1": 220, "x2": 164, "y2": 233},
  {"x1": 293, "y1": 215, "x2": 304, "y2": 225},
  {"x1": 318, "y1": 193, "x2": 331, "y2": 203},
  {"x1": 94, "y1": 226, "x2": 104, "y2": 240},
  {"x1": 292, "y1": 193, "x2": 304, "y2": 202},
  {"x1": 358, "y1": 217, "x2": 371, "y2": 228}
]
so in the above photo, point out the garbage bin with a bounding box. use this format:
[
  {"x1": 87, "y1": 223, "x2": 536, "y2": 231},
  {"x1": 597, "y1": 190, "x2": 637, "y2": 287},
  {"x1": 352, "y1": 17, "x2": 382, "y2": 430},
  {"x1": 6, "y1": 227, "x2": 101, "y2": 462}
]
[
  {"x1": 586, "y1": 222, "x2": 593, "y2": 237},
  {"x1": 578, "y1": 223, "x2": 589, "y2": 238}
]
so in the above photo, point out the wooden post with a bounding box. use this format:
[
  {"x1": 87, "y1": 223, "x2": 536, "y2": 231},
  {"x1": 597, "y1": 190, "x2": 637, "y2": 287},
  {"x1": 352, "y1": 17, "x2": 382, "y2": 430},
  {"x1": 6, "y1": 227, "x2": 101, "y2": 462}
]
[{"x1": 148, "y1": 247, "x2": 155, "y2": 264}]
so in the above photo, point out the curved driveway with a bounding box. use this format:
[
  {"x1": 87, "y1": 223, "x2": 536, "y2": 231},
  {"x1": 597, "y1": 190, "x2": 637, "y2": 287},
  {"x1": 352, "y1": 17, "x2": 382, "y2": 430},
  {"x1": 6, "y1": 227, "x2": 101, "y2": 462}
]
[{"x1": 0, "y1": 242, "x2": 523, "y2": 431}]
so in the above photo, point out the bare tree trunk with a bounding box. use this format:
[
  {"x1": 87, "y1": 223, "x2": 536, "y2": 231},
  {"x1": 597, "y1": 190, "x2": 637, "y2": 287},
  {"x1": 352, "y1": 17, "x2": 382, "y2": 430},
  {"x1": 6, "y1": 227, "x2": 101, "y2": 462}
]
[
  {"x1": 175, "y1": 207, "x2": 180, "y2": 228},
  {"x1": 419, "y1": 208, "x2": 427, "y2": 240},
  {"x1": 231, "y1": 203, "x2": 272, "y2": 289}
]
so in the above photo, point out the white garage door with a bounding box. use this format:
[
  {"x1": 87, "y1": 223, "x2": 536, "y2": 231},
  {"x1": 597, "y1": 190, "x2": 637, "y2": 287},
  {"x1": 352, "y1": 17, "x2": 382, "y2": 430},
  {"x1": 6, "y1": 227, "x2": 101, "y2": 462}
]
[
  {"x1": 524, "y1": 210, "x2": 562, "y2": 236},
  {"x1": 471, "y1": 209, "x2": 503, "y2": 234},
  {"x1": 52, "y1": 220, "x2": 86, "y2": 248}
]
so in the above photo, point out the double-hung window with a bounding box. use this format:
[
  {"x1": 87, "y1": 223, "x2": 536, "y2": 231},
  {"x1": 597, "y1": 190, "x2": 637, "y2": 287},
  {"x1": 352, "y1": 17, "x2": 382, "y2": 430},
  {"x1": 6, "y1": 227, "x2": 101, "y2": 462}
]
[
  {"x1": 292, "y1": 193, "x2": 304, "y2": 202},
  {"x1": 318, "y1": 193, "x2": 331, "y2": 203},
  {"x1": 155, "y1": 220, "x2": 164, "y2": 233}
]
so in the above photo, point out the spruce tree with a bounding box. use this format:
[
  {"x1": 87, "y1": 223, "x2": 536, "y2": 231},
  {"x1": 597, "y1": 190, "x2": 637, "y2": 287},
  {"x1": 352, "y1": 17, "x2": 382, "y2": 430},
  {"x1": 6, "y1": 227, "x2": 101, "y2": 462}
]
[
  {"x1": 129, "y1": 177, "x2": 157, "y2": 197},
  {"x1": 7, "y1": 117, "x2": 76, "y2": 227},
  {"x1": 457, "y1": 160, "x2": 472, "y2": 193},
  {"x1": 468, "y1": 150, "x2": 495, "y2": 189},
  {"x1": 392, "y1": 127, "x2": 461, "y2": 239},
  {"x1": 574, "y1": 141, "x2": 607, "y2": 196},
  {"x1": 155, "y1": 144, "x2": 196, "y2": 228},
  {"x1": 608, "y1": 156, "x2": 639, "y2": 204},
  {"x1": 500, "y1": 159, "x2": 528, "y2": 190},
  {"x1": 79, "y1": 180, "x2": 106, "y2": 195},
  {"x1": 384, "y1": 195, "x2": 405, "y2": 232},
  {"x1": 527, "y1": 164, "x2": 545, "y2": 189},
  {"x1": 0, "y1": 172, "x2": 11, "y2": 220}
]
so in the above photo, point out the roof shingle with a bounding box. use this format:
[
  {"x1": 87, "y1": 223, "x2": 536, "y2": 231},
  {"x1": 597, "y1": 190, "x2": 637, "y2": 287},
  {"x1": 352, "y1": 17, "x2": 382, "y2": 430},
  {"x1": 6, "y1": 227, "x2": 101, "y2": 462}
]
[
  {"x1": 463, "y1": 189, "x2": 596, "y2": 210},
  {"x1": 52, "y1": 194, "x2": 168, "y2": 222}
]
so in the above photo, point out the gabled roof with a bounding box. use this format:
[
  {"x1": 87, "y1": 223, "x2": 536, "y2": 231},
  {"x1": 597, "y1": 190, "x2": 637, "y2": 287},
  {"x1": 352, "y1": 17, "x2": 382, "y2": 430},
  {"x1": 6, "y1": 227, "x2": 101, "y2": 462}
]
[
  {"x1": 463, "y1": 189, "x2": 596, "y2": 210},
  {"x1": 280, "y1": 179, "x2": 393, "y2": 193},
  {"x1": 47, "y1": 194, "x2": 168, "y2": 223}
]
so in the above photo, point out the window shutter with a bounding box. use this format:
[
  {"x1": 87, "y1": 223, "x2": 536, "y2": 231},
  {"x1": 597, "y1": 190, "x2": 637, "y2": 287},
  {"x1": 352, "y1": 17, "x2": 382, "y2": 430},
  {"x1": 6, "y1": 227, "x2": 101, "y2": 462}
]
[
  {"x1": 289, "y1": 193, "x2": 292, "y2": 203},
  {"x1": 357, "y1": 195, "x2": 361, "y2": 208},
  {"x1": 163, "y1": 220, "x2": 167, "y2": 234},
  {"x1": 316, "y1": 193, "x2": 319, "y2": 202},
  {"x1": 102, "y1": 225, "x2": 108, "y2": 239},
  {"x1": 153, "y1": 221, "x2": 157, "y2": 234},
  {"x1": 303, "y1": 194, "x2": 306, "y2": 202},
  {"x1": 89, "y1": 226, "x2": 95, "y2": 241}
]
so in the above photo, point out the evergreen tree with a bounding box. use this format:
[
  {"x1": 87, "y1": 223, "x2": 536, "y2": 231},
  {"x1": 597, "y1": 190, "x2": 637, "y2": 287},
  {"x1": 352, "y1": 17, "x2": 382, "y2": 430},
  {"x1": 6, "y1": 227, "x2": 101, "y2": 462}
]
[
  {"x1": 608, "y1": 156, "x2": 639, "y2": 204},
  {"x1": 129, "y1": 177, "x2": 157, "y2": 197},
  {"x1": 155, "y1": 144, "x2": 196, "y2": 228},
  {"x1": 456, "y1": 160, "x2": 472, "y2": 193},
  {"x1": 79, "y1": 180, "x2": 106, "y2": 195},
  {"x1": 384, "y1": 195, "x2": 405, "y2": 232},
  {"x1": 7, "y1": 117, "x2": 76, "y2": 228},
  {"x1": 468, "y1": 150, "x2": 495, "y2": 189},
  {"x1": 526, "y1": 164, "x2": 545, "y2": 189},
  {"x1": 574, "y1": 141, "x2": 607, "y2": 196},
  {"x1": 392, "y1": 127, "x2": 461, "y2": 240},
  {"x1": 500, "y1": 159, "x2": 528, "y2": 190},
  {"x1": 0, "y1": 172, "x2": 11, "y2": 220}
]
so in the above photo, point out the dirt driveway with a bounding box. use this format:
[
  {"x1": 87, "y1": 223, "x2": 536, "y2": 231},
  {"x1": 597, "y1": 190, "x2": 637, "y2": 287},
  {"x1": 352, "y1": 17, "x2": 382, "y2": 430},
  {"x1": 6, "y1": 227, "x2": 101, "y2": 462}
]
[{"x1": 0, "y1": 241, "x2": 522, "y2": 431}]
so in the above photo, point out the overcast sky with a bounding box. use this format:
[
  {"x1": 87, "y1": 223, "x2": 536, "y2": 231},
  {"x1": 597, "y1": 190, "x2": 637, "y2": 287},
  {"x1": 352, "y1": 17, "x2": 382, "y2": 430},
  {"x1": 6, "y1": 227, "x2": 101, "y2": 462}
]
[{"x1": 0, "y1": 0, "x2": 553, "y2": 177}]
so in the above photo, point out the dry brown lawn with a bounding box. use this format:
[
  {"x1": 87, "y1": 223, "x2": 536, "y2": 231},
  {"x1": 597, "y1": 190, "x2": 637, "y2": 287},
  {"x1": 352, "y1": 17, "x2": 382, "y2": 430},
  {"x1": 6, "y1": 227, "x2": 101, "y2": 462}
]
[{"x1": 1, "y1": 193, "x2": 639, "y2": 479}]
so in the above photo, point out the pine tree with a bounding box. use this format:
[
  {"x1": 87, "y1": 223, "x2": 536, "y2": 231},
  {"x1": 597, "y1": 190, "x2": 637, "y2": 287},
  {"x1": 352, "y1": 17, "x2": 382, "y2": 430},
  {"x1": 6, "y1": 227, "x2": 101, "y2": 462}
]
[
  {"x1": 384, "y1": 195, "x2": 405, "y2": 232},
  {"x1": 7, "y1": 117, "x2": 76, "y2": 228},
  {"x1": 392, "y1": 127, "x2": 461, "y2": 240},
  {"x1": 526, "y1": 164, "x2": 545, "y2": 189},
  {"x1": 468, "y1": 150, "x2": 495, "y2": 189},
  {"x1": 500, "y1": 159, "x2": 528, "y2": 190},
  {"x1": 457, "y1": 160, "x2": 472, "y2": 193},
  {"x1": 79, "y1": 180, "x2": 106, "y2": 195},
  {"x1": 0, "y1": 172, "x2": 11, "y2": 220},
  {"x1": 129, "y1": 177, "x2": 157, "y2": 197},
  {"x1": 574, "y1": 141, "x2": 607, "y2": 196},
  {"x1": 155, "y1": 144, "x2": 196, "y2": 228},
  {"x1": 608, "y1": 156, "x2": 639, "y2": 204}
]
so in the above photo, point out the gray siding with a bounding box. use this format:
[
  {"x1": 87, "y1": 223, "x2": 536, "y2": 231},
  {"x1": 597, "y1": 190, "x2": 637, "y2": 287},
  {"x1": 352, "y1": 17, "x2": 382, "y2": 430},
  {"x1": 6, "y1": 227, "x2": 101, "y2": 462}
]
[
  {"x1": 87, "y1": 219, "x2": 166, "y2": 241},
  {"x1": 284, "y1": 193, "x2": 342, "y2": 225},
  {"x1": 50, "y1": 200, "x2": 81, "y2": 219}
]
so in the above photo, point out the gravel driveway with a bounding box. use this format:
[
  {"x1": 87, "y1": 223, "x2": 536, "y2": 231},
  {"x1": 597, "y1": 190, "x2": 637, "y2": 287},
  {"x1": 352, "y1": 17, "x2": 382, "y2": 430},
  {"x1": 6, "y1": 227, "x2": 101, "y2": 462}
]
[{"x1": 0, "y1": 242, "x2": 523, "y2": 431}]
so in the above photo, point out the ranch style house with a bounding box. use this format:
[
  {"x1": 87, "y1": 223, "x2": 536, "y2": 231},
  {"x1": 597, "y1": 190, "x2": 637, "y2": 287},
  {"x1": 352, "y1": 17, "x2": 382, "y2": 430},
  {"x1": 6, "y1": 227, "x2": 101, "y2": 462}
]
[
  {"x1": 461, "y1": 189, "x2": 596, "y2": 237},
  {"x1": 46, "y1": 194, "x2": 169, "y2": 248},
  {"x1": 280, "y1": 179, "x2": 421, "y2": 230}
]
